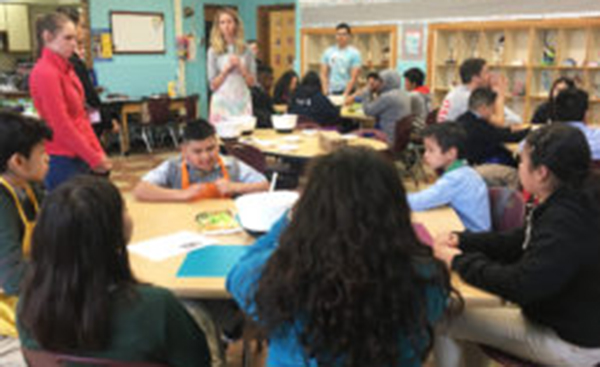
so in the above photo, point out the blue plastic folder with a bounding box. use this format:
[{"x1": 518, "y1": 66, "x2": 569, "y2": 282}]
[{"x1": 177, "y1": 245, "x2": 248, "y2": 278}]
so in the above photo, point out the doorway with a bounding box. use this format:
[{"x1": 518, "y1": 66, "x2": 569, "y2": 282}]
[{"x1": 257, "y1": 4, "x2": 295, "y2": 81}]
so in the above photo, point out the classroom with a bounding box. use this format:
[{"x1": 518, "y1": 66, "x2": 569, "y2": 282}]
[{"x1": 1, "y1": 0, "x2": 600, "y2": 366}]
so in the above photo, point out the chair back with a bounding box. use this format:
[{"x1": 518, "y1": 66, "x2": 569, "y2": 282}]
[
  {"x1": 224, "y1": 142, "x2": 268, "y2": 174},
  {"x1": 142, "y1": 97, "x2": 172, "y2": 126},
  {"x1": 425, "y1": 108, "x2": 439, "y2": 126},
  {"x1": 23, "y1": 348, "x2": 169, "y2": 367},
  {"x1": 489, "y1": 187, "x2": 525, "y2": 232},
  {"x1": 592, "y1": 160, "x2": 600, "y2": 170},
  {"x1": 296, "y1": 121, "x2": 321, "y2": 130},
  {"x1": 392, "y1": 114, "x2": 415, "y2": 154},
  {"x1": 183, "y1": 94, "x2": 199, "y2": 121}
]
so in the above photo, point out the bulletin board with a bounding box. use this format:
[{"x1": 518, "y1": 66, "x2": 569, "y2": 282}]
[{"x1": 110, "y1": 11, "x2": 165, "y2": 54}]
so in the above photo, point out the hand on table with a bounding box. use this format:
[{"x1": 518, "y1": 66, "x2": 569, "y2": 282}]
[
  {"x1": 92, "y1": 157, "x2": 113, "y2": 175},
  {"x1": 181, "y1": 183, "x2": 205, "y2": 201},
  {"x1": 433, "y1": 232, "x2": 462, "y2": 268},
  {"x1": 214, "y1": 178, "x2": 238, "y2": 196}
]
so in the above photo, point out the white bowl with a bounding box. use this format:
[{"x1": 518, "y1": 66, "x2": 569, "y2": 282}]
[
  {"x1": 235, "y1": 191, "x2": 299, "y2": 233},
  {"x1": 230, "y1": 115, "x2": 257, "y2": 134},
  {"x1": 272, "y1": 114, "x2": 298, "y2": 132},
  {"x1": 215, "y1": 120, "x2": 243, "y2": 139}
]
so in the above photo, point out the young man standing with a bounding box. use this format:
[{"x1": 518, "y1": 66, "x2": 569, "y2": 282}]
[{"x1": 320, "y1": 23, "x2": 362, "y2": 99}]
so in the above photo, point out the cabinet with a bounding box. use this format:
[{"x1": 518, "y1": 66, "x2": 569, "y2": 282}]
[
  {"x1": 428, "y1": 18, "x2": 600, "y2": 124},
  {"x1": 301, "y1": 25, "x2": 397, "y2": 86},
  {"x1": 5, "y1": 4, "x2": 31, "y2": 52}
]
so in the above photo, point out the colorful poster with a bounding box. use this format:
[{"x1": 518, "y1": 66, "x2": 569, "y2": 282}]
[
  {"x1": 92, "y1": 29, "x2": 113, "y2": 61},
  {"x1": 402, "y1": 25, "x2": 424, "y2": 61}
]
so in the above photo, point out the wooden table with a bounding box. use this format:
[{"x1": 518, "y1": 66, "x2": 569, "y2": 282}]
[
  {"x1": 272, "y1": 104, "x2": 375, "y2": 129},
  {"x1": 239, "y1": 128, "x2": 388, "y2": 160},
  {"x1": 106, "y1": 97, "x2": 187, "y2": 155},
  {"x1": 126, "y1": 194, "x2": 500, "y2": 306}
]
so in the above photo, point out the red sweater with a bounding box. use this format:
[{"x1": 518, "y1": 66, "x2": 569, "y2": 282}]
[{"x1": 30, "y1": 48, "x2": 105, "y2": 168}]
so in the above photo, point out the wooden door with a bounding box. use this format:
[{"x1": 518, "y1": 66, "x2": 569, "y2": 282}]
[{"x1": 257, "y1": 5, "x2": 295, "y2": 81}]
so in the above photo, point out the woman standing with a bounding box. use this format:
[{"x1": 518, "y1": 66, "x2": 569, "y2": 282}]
[
  {"x1": 30, "y1": 12, "x2": 111, "y2": 191},
  {"x1": 207, "y1": 8, "x2": 256, "y2": 124}
]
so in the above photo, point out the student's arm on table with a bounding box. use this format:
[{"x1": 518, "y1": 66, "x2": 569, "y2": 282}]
[
  {"x1": 214, "y1": 160, "x2": 269, "y2": 196},
  {"x1": 133, "y1": 161, "x2": 201, "y2": 202},
  {"x1": 407, "y1": 174, "x2": 456, "y2": 211}
]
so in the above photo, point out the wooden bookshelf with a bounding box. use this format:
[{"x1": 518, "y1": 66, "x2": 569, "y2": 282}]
[
  {"x1": 428, "y1": 18, "x2": 600, "y2": 124},
  {"x1": 301, "y1": 25, "x2": 397, "y2": 87}
]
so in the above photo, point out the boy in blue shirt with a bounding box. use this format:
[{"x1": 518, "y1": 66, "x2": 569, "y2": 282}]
[{"x1": 408, "y1": 123, "x2": 491, "y2": 232}]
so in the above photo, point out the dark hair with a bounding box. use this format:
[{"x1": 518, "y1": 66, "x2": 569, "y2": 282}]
[
  {"x1": 336, "y1": 23, "x2": 351, "y2": 34},
  {"x1": 35, "y1": 12, "x2": 73, "y2": 58},
  {"x1": 403, "y1": 68, "x2": 425, "y2": 87},
  {"x1": 273, "y1": 70, "x2": 299, "y2": 104},
  {"x1": 299, "y1": 71, "x2": 323, "y2": 96},
  {"x1": 254, "y1": 147, "x2": 456, "y2": 367},
  {"x1": 545, "y1": 77, "x2": 576, "y2": 122},
  {"x1": 366, "y1": 71, "x2": 381, "y2": 80},
  {"x1": 0, "y1": 111, "x2": 52, "y2": 173},
  {"x1": 468, "y1": 87, "x2": 497, "y2": 111},
  {"x1": 554, "y1": 87, "x2": 588, "y2": 122},
  {"x1": 525, "y1": 124, "x2": 591, "y2": 189},
  {"x1": 422, "y1": 122, "x2": 466, "y2": 158},
  {"x1": 19, "y1": 176, "x2": 137, "y2": 351},
  {"x1": 56, "y1": 6, "x2": 80, "y2": 25},
  {"x1": 459, "y1": 58, "x2": 486, "y2": 84},
  {"x1": 257, "y1": 64, "x2": 273, "y2": 76},
  {"x1": 183, "y1": 119, "x2": 216, "y2": 142}
]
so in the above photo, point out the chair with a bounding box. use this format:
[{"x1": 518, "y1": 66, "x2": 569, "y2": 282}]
[
  {"x1": 22, "y1": 348, "x2": 169, "y2": 367},
  {"x1": 179, "y1": 94, "x2": 199, "y2": 123},
  {"x1": 139, "y1": 96, "x2": 179, "y2": 153},
  {"x1": 393, "y1": 115, "x2": 427, "y2": 187},
  {"x1": 425, "y1": 107, "x2": 439, "y2": 126},
  {"x1": 488, "y1": 187, "x2": 526, "y2": 232},
  {"x1": 224, "y1": 142, "x2": 267, "y2": 174},
  {"x1": 592, "y1": 160, "x2": 600, "y2": 170},
  {"x1": 479, "y1": 345, "x2": 544, "y2": 367}
]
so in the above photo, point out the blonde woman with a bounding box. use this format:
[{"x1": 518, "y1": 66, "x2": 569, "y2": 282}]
[{"x1": 208, "y1": 8, "x2": 255, "y2": 124}]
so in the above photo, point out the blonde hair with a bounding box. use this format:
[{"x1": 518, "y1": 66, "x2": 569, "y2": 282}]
[{"x1": 209, "y1": 8, "x2": 246, "y2": 55}]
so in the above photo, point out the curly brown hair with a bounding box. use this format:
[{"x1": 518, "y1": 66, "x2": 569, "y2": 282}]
[{"x1": 254, "y1": 147, "x2": 458, "y2": 367}]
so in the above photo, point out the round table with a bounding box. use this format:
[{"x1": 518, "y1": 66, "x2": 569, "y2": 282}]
[{"x1": 238, "y1": 128, "x2": 388, "y2": 160}]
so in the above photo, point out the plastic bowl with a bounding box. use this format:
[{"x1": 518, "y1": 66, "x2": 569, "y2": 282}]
[
  {"x1": 230, "y1": 116, "x2": 257, "y2": 135},
  {"x1": 235, "y1": 191, "x2": 299, "y2": 234},
  {"x1": 215, "y1": 120, "x2": 243, "y2": 140},
  {"x1": 272, "y1": 114, "x2": 298, "y2": 133}
]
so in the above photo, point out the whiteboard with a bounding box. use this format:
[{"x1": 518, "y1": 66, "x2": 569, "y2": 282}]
[{"x1": 110, "y1": 11, "x2": 165, "y2": 54}]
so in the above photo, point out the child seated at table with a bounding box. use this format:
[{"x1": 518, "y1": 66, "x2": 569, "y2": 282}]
[
  {"x1": 227, "y1": 147, "x2": 457, "y2": 367},
  {"x1": 18, "y1": 176, "x2": 211, "y2": 367},
  {"x1": 134, "y1": 119, "x2": 268, "y2": 202},
  {"x1": 433, "y1": 124, "x2": 600, "y2": 366},
  {"x1": 408, "y1": 123, "x2": 491, "y2": 232},
  {"x1": 0, "y1": 112, "x2": 51, "y2": 367},
  {"x1": 457, "y1": 87, "x2": 529, "y2": 166}
]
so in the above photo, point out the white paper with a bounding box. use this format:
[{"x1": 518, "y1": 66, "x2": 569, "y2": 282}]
[{"x1": 128, "y1": 231, "x2": 210, "y2": 261}]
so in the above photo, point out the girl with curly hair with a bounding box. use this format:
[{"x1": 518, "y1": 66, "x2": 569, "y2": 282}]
[{"x1": 227, "y1": 147, "x2": 457, "y2": 367}]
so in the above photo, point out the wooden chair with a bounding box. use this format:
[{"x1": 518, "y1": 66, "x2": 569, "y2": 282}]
[
  {"x1": 22, "y1": 348, "x2": 169, "y2": 367},
  {"x1": 488, "y1": 187, "x2": 526, "y2": 232},
  {"x1": 224, "y1": 142, "x2": 268, "y2": 174},
  {"x1": 139, "y1": 96, "x2": 179, "y2": 152},
  {"x1": 392, "y1": 115, "x2": 427, "y2": 187},
  {"x1": 425, "y1": 107, "x2": 439, "y2": 126}
]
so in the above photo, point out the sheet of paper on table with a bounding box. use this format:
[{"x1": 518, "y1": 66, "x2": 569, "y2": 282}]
[{"x1": 128, "y1": 231, "x2": 212, "y2": 261}]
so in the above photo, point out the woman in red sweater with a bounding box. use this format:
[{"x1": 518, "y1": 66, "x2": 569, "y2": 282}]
[{"x1": 30, "y1": 12, "x2": 111, "y2": 191}]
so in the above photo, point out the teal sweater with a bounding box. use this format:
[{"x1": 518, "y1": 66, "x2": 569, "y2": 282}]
[{"x1": 226, "y1": 215, "x2": 448, "y2": 367}]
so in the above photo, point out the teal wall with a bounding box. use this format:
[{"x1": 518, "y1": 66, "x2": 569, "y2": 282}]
[
  {"x1": 89, "y1": 0, "x2": 298, "y2": 117},
  {"x1": 89, "y1": 0, "x2": 178, "y2": 98},
  {"x1": 183, "y1": 0, "x2": 296, "y2": 117}
]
